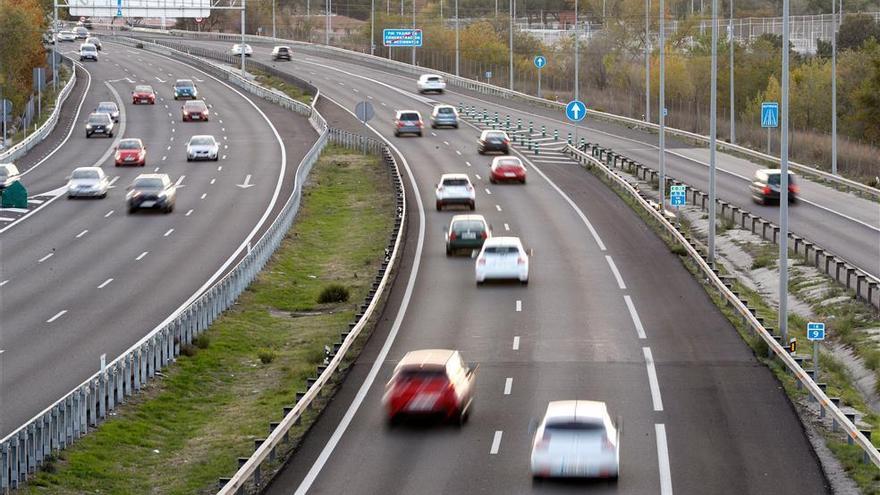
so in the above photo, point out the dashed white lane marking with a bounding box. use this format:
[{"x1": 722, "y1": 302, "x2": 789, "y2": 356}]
[
  {"x1": 624, "y1": 295, "x2": 647, "y2": 339},
  {"x1": 656, "y1": 424, "x2": 673, "y2": 495},
  {"x1": 455, "y1": 150, "x2": 462, "y2": 155},
  {"x1": 443, "y1": 141, "x2": 449, "y2": 146},
  {"x1": 218, "y1": 165, "x2": 223, "y2": 171},
  {"x1": 162, "y1": 156, "x2": 167, "y2": 161},
  {"x1": 46, "y1": 310, "x2": 67, "y2": 323},
  {"x1": 76, "y1": 229, "x2": 88, "y2": 239},
  {"x1": 366, "y1": 94, "x2": 372, "y2": 99},
  {"x1": 380, "y1": 102, "x2": 386, "y2": 106},
  {"x1": 97, "y1": 278, "x2": 113, "y2": 289},
  {"x1": 504, "y1": 223, "x2": 510, "y2": 231},
  {"x1": 210, "y1": 178, "x2": 216, "y2": 185},
  {"x1": 219, "y1": 119, "x2": 223, "y2": 123},
  {"x1": 104, "y1": 210, "x2": 114, "y2": 218},
  {"x1": 154, "y1": 167, "x2": 161, "y2": 172},
  {"x1": 495, "y1": 205, "x2": 502, "y2": 212},
  {"x1": 489, "y1": 431, "x2": 503, "y2": 454},
  {"x1": 164, "y1": 228, "x2": 174, "y2": 237},
  {"x1": 175, "y1": 175, "x2": 186, "y2": 187},
  {"x1": 200, "y1": 193, "x2": 207, "y2": 200},
  {"x1": 185, "y1": 209, "x2": 193, "y2": 216},
  {"x1": 222, "y1": 155, "x2": 227, "y2": 160},
  {"x1": 485, "y1": 188, "x2": 492, "y2": 195},
  {"x1": 605, "y1": 255, "x2": 626, "y2": 290},
  {"x1": 475, "y1": 174, "x2": 481, "y2": 180},
  {"x1": 0, "y1": 280, "x2": 8, "y2": 287},
  {"x1": 431, "y1": 132, "x2": 437, "y2": 136},
  {"x1": 170, "y1": 136, "x2": 174, "y2": 142},
  {"x1": 504, "y1": 378, "x2": 513, "y2": 395},
  {"x1": 166, "y1": 145, "x2": 172, "y2": 150},
  {"x1": 465, "y1": 161, "x2": 472, "y2": 167},
  {"x1": 512, "y1": 336, "x2": 520, "y2": 350},
  {"x1": 516, "y1": 300, "x2": 522, "y2": 312},
  {"x1": 643, "y1": 347, "x2": 664, "y2": 412},
  {"x1": 135, "y1": 251, "x2": 148, "y2": 261},
  {"x1": 38, "y1": 252, "x2": 54, "y2": 263},
  {"x1": 353, "y1": 88, "x2": 359, "y2": 93}
]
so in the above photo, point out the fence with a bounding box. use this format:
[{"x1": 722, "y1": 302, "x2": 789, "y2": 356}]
[
  {"x1": 0, "y1": 56, "x2": 76, "y2": 163},
  {"x1": 0, "y1": 39, "x2": 326, "y2": 491},
  {"x1": 565, "y1": 143, "x2": 880, "y2": 469}
]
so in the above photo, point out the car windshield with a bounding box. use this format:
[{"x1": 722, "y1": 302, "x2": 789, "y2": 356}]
[
  {"x1": 484, "y1": 245, "x2": 518, "y2": 255},
  {"x1": 190, "y1": 137, "x2": 214, "y2": 146},
  {"x1": 399, "y1": 113, "x2": 419, "y2": 121},
  {"x1": 453, "y1": 220, "x2": 485, "y2": 232},
  {"x1": 88, "y1": 114, "x2": 110, "y2": 124},
  {"x1": 72, "y1": 169, "x2": 99, "y2": 179},
  {"x1": 767, "y1": 173, "x2": 795, "y2": 186},
  {"x1": 118, "y1": 140, "x2": 141, "y2": 150},
  {"x1": 135, "y1": 85, "x2": 153, "y2": 93},
  {"x1": 437, "y1": 107, "x2": 454, "y2": 114},
  {"x1": 185, "y1": 102, "x2": 207, "y2": 111},
  {"x1": 175, "y1": 80, "x2": 194, "y2": 88},
  {"x1": 442, "y1": 178, "x2": 469, "y2": 186},
  {"x1": 545, "y1": 421, "x2": 605, "y2": 432},
  {"x1": 134, "y1": 178, "x2": 164, "y2": 189}
]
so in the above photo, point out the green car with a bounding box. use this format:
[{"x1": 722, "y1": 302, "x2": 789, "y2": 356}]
[{"x1": 446, "y1": 214, "x2": 491, "y2": 256}]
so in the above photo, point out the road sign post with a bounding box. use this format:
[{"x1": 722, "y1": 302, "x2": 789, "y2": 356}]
[
  {"x1": 485, "y1": 71, "x2": 492, "y2": 84},
  {"x1": 761, "y1": 101, "x2": 779, "y2": 155},
  {"x1": 534, "y1": 55, "x2": 546, "y2": 99},
  {"x1": 807, "y1": 322, "x2": 826, "y2": 380},
  {"x1": 0, "y1": 98, "x2": 11, "y2": 149}
]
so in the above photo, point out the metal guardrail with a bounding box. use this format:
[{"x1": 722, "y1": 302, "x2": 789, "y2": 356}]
[
  {"x1": 134, "y1": 27, "x2": 879, "y2": 200},
  {"x1": 566, "y1": 143, "x2": 880, "y2": 469},
  {"x1": 0, "y1": 56, "x2": 76, "y2": 163},
  {"x1": 576, "y1": 142, "x2": 880, "y2": 310},
  {"x1": 0, "y1": 39, "x2": 327, "y2": 492},
  {"x1": 216, "y1": 129, "x2": 405, "y2": 495}
]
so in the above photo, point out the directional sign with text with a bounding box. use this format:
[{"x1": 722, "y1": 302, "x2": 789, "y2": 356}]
[
  {"x1": 534, "y1": 55, "x2": 546, "y2": 69},
  {"x1": 807, "y1": 322, "x2": 826, "y2": 341},
  {"x1": 383, "y1": 29, "x2": 423, "y2": 47},
  {"x1": 565, "y1": 100, "x2": 586, "y2": 122},
  {"x1": 761, "y1": 102, "x2": 779, "y2": 128}
]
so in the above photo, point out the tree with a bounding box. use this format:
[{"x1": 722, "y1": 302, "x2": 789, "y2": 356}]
[
  {"x1": 0, "y1": 0, "x2": 47, "y2": 122},
  {"x1": 838, "y1": 13, "x2": 880, "y2": 51},
  {"x1": 854, "y1": 51, "x2": 880, "y2": 144}
]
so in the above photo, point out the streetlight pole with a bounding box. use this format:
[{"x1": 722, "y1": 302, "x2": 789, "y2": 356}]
[
  {"x1": 371, "y1": 0, "x2": 376, "y2": 55},
  {"x1": 729, "y1": 0, "x2": 735, "y2": 143},
  {"x1": 574, "y1": 0, "x2": 579, "y2": 101},
  {"x1": 709, "y1": 0, "x2": 718, "y2": 264},
  {"x1": 455, "y1": 0, "x2": 460, "y2": 75},
  {"x1": 832, "y1": 0, "x2": 838, "y2": 175},
  {"x1": 272, "y1": 0, "x2": 276, "y2": 38},
  {"x1": 779, "y1": 0, "x2": 791, "y2": 344},
  {"x1": 645, "y1": 0, "x2": 650, "y2": 122},
  {"x1": 326, "y1": 0, "x2": 331, "y2": 45},
  {"x1": 509, "y1": 0, "x2": 514, "y2": 89},
  {"x1": 659, "y1": 0, "x2": 666, "y2": 209},
  {"x1": 412, "y1": 0, "x2": 416, "y2": 65},
  {"x1": 241, "y1": 0, "x2": 247, "y2": 74},
  {"x1": 52, "y1": 0, "x2": 59, "y2": 91}
]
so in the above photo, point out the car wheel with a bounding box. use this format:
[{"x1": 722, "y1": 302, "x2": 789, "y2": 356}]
[
  {"x1": 490, "y1": 177, "x2": 497, "y2": 184},
  {"x1": 454, "y1": 124, "x2": 459, "y2": 129},
  {"x1": 477, "y1": 149, "x2": 484, "y2": 155},
  {"x1": 521, "y1": 278, "x2": 529, "y2": 286},
  {"x1": 140, "y1": 162, "x2": 145, "y2": 167},
  {"x1": 108, "y1": 131, "x2": 113, "y2": 137},
  {"x1": 476, "y1": 279, "x2": 484, "y2": 286},
  {"x1": 431, "y1": 123, "x2": 437, "y2": 129},
  {"x1": 214, "y1": 156, "x2": 219, "y2": 161},
  {"x1": 417, "y1": 131, "x2": 422, "y2": 137},
  {"x1": 394, "y1": 131, "x2": 399, "y2": 137},
  {"x1": 128, "y1": 207, "x2": 136, "y2": 214},
  {"x1": 469, "y1": 201, "x2": 475, "y2": 211},
  {"x1": 520, "y1": 178, "x2": 526, "y2": 184},
  {"x1": 86, "y1": 133, "x2": 91, "y2": 138},
  {"x1": 436, "y1": 200, "x2": 442, "y2": 211},
  {"x1": 446, "y1": 246, "x2": 452, "y2": 256},
  {"x1": 67, "y1": 195, "x2": 73, "y2": 200}
]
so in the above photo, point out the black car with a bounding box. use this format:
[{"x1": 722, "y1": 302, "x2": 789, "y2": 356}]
[
  {"x1": 750, "y1": 169, "x2": 799, "y2": 205},
  {"x1": 478, "y1": 130, "x2": 510, "y2": 154},
  {"x1": 127, "y1": 174, "x2": 176, "y2": 214},
  {"x1": 85, "y1": 112, "x2": 114, "y2": 138}
]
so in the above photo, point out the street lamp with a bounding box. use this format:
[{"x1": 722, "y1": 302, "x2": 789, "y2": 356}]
[
  {"x1": 574, "y1": 0, "x2": 579, "y2": 101},
  {"x1": 659, "y1": 0, "x2": 666, "y2": 209},
  {"x1": 832, "y1": 0, "x2": 838, "y2": 174},
  {"x1": 729, "y1": 0, "x2": 734, "y2": 143},
  {"x1": 709, "y1": 0, "x2": 718, "y2": 263},
  {"x1": 412, "y1": 0, "x2": 416, "y2": 65},
  {"x1": 455, "y1": 0, "x2": 460, "y2": 75},
  {"x1": 645, "y1": 0, "x2": 650, "y2": 122},
  {"x1": 779, "y1": 0, "x2": 791, "y2": 344},
  {"x1": 509, "y1": 0, "x2": 514, "y2": 89}
]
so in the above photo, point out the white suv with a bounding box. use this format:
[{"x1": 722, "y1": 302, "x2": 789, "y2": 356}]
[
  {"x1": 417, "y1": 74, "x2": 446, "y2": 94},
  {"x1": 435, "y1": 173, "x2": 475, "y2": 211},
  {"x1": 79, "y1": 43, "x2": 98, "y2": 62},
  {"x1": 475, "y1": 236, "x2": 529, "y2": 285}
]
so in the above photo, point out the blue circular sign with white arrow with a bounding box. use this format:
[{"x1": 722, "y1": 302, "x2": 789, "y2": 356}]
[
  {"x1": 565, "y1": 100, "x2": 586, "y2": 122},
  {"x1": 534, "y1": 55, "x2": 547, "y2": 69}
]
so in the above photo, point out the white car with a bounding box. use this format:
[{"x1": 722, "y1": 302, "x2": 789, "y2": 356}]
[
  {"x1": 56, "y1": 31, "x2": 76, "y2": 42},
  {"x1": 475, "y1": 236, "x2": 528, "y2": 285},
  {"x1": 417, "y1": 74, "x2": 446, "y2": 94},
  {"x1": 67, "y1": 167, "x2": 109, "y2": 198},
  {"x1": 79, "y1": 43, "x2": 98, "y2": 61},
  {"x1": 435, "y1": 173, "x2": 475, "y2": 211},
  {"x1": 186, "y1": 135, "x2": 220, "y2": 161},
  {"x1": 230, "y1": 43, "x2": 253, "y2": 57},
  {"x1": 530, "y1": 400, "x2": 620, "y2": 480}
]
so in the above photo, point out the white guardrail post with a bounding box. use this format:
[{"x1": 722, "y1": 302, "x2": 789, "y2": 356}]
[
  {"x1": 0, "y1": 56, "x2": 77, "y2": 163},
  {"x1": 139, "y1": 27, "x2": 879, "y2": 200},
  {"x1": 565, "y1": 143, "x2": 880, "y2": 469}
]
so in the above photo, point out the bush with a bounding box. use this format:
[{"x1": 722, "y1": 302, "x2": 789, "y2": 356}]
[
  {"x1": 180, "y1": 344, "x2": 198, "y2": 357},
  {"x1": 317, "y1": 284, "x2": 349, "y2": 304},
  {"x1": 192, "y1": 334, "x2": 211, "y2": 349},
  {"x1": 258, "y1": 348, "x2": 277, "y2": 364}
]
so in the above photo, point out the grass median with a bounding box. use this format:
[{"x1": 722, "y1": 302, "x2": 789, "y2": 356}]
[{"x1": 23, "y1": 144, "x2": 394, "y2": 494}]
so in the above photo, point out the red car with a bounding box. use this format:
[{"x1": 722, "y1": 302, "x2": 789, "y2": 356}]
[
  {"x1": 489, "y1": 156, "x2": 526, "y2": 184},
  {"x1": 181, "y1": 100, "x2": 209, "y2": 122},
  {"x1": 115, "y1": 138, "x2": 146, "y2": 167},
  {"x1": 383, "y1": 349, "x2": 476, "y2": 425},
  {"x1": 132, "y1": 85, "x2": 156, "y2": 105}
]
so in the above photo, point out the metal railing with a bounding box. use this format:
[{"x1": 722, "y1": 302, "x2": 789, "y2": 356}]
[
  {"x1": 137, "y1": 27, "x2": 879, "y2": 200},
  {"x1": 0, "y1": 56, "x2": 76, "y2": 163},
  {"x1": 0, "y1": 39, "x2": 327, "y2": 492},
  {"x1": 565, "y1": 143, "x2": 880, "y2": 469}
]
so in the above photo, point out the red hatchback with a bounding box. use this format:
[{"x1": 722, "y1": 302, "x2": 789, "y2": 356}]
[
  {"x1": 383, "y1": 349, "x2": 476, "y2": 426},
  {"x1": 132, "y1": 85, "x2": 156, "y2": 105},
  {"x1": 490, "y1": 156, "x2": 526, "y2": 184},
  {"x1": 182, "y1": 100, "x2": 209, "y2": 122},
  {"x1": 115, "y1": 138, "x2": 146, "y2": 167}
]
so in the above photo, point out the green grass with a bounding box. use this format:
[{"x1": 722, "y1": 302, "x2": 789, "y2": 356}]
[
  {"x1": 23, "y1": 145, "x2": 393, "y2": 494},
  {"x1": 252, "y1": 69, "x2": 314, "y2": 105}
]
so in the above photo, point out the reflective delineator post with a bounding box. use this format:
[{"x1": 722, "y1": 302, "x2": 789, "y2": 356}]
[{"x1": 541, "y1": 125, "x2": 546, "y2": 137}]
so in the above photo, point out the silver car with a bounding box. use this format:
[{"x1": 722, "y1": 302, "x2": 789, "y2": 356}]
[
  {"x1": 186, "y1": 135, "x2": 220, "y2": 161},
  {"x1": 96, "y1": 101, "x2": 120, "y2": 122},
  {"x1": 431, "y1": 105, "x2": 459, "y2": 129},
  {"x1": 67, "y1": 167, "x2": 109, "y2": 198},
  {"x1": 394, "y1": 110, "x2": 423, "y2": 137}
]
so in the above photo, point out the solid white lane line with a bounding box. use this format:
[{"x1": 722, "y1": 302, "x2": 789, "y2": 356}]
[
  {"x1": 643, "y1": 347, "x2": 664, "y2": 412},
  {"x1": 504, "y1": 378, "x2": 513, "y2": 395},
  {"x1": 495, "y1": 204, "x2": 502, "y2": 211},
  {"x1": 97, "y1": 278, "x2": 113, "y2": 289},
  {"x1": 0, "y1": 280, "x2": 8, "y2": 287},
  {"x1": 490, "y1": 431, "x2": 503, "y2": 454},
  {"x1": 605, "y1": 255, "x2": 626, "y2": 290},
  {"x1": 516, "y1": 300, "x2": 522, "y2": 312},
  {"x1": 76, "y1": 229, "x2": 88, "y2": 238},
  {"x1": 186, "y1": 209, "x2": 193, "y2": 216},
  {"x1": 504, "y1": 223, "x2": 510, "y2": 231},
  {"x1": 512, "y1": 336, "x2": 520, "y2": 350},
  {"x1": 624, "y1": 295, "x2": 647, "y2": 339},
  {"x1": 46, "y1": 310, "x2": 67, "y2": 323},
  {"x1": 431, "y1": 132, "x2": 437, "y2": 136},
  {"x1": 164, "y1": 228, "x2": 174, "y2": 237},
  {"x1": 656, "y1": 424, "x2": 673, "y2": 495},
  {"x1": 104, "y1": 210, "x2": 114, "y2": 218},
  {"x1": 38, "y1": 253, "x2": 54, "y2": 263},
  {"x1": 136, "y1": 251, "x2": 148, "y2": 261}
]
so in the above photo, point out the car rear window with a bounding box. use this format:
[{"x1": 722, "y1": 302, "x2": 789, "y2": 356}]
[
  {"x1": 72, "y1": 170, "x2": 99, "y2": 179},
  {"x1": 97, "y1": 103, "x2": 116, "y2": 111},
  {"x1": 135, "y1": 85, "x2": 153, "y2": 93},
  {"x1": 82, "y1": 45, "x2": 96, "y2": 51},
  {"x1": 191, "y1": 137, "x2": 214, "y2": 145},
  {"x1": 437, "y1": 107, "x2": 454, "y2": 114},
  {"x1": 496, "y1": 159, "x2": 522, "y2": 168},
  {"x1": 453, "y1": 220, "x2": 485, "y2": 232},
  {"x1": 118, "y1": 140, "x2": 141, "y2": 150},
  {"x1": 399, "y1": 113, "x2": 420, "y2": 121},
  {"x1": 185, "y1": 101, "x2": 207, "y2": 110},
  {"x1": 175, "y1": 80, "x2": 194, "y2": 88},
  {"x1": 427, "y1": 76, "x2": 441, "y2": 82},
  {"x1": 277, "y1": 47, "x2": 289, "y2": 52},
  {"x1": 485, "y1": 132, "x2": 506, "y2": 139},
  {"x1": 443, "y1": 178, "x2": 469, "y2": 186},
  {"x1": 484, "y1": 245, "x2": 518, "y2": 255},
  {"x1": 545, "y1": 421, "x2": 605, "y2": 432},
  {"x1": 767, "y1": 173, "x2": 795, "y2": 185},
  {"x1": 134, "y1": 178, "x2": 164, "y2": 189}
]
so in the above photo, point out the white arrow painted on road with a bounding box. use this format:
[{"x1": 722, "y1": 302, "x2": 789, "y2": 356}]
[
  {"x1": 236, "y1": 174, "x2": 255, "y2": 189},
  {"x1": 174, "y1": 175, "x2": 186, "y2": 188},
  {"x1": 192, "y1": 76, "x2": 205, "y2": 82},
  {"x1": 155, "y1": 76, "x2": 166, "y2": 83}
]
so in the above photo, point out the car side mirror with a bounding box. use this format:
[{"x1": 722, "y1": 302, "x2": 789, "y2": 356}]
[{"x1": 489, "y1": 224, "x2": 494, "y2": 232}]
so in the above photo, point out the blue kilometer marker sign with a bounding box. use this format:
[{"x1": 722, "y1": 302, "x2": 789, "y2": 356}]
[
  {"x1": 761, "y1": 102, "x2": 779, "y2": 128},
  {"x1": 565, "y1": 100, "x2": 586, "y2": 122},
  {"x1": 807, "y1": 322, "x2": 826, "y2": 341}
]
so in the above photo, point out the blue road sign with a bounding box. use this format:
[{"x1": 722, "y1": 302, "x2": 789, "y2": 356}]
[
  {"x1": 670, "y1": 185, "x2": 686, "y2": 207},
  {"x1": 761, "y1": 102, "x2": 779, "y2": 128},
  {"x1": 116, "y1": 0, "x2": 122, "y2": 16},
  {"x1": 565, "y1": 100, "x2": 586, "y2": 122},
  {"x1": 534, "y1": 55, "x2": 547, "y2": 69},
  {"x1": 485, "y1": 71, "x2": 492, "y2": 79},
  {"x1": 807, "y1": 322, "x2": 826, "y2": 341},
  {"x1": 383, "y1": 29, "x2": 423, "y2": 47}
]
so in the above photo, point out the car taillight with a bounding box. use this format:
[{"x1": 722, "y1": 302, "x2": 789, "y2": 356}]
[
  {"x1": 481, "y1": 231, "x2": 488, "y2": 239},
  {"x1": 478, "y1": 257, "x2": 486, "y2": 265},
  {"x1": 416, "y1": 121, "x2": 423, "y2": 127},
  {"x1": 449, "y1": 231, "x2": 457, "y2": 240},
  {"x1": 466, "y1": 185, "x2": 473, "y2": 191},
  {"x1": 517, "y1": 257, "x2": 526, "y2": 265},
  {"x1": 789, "y1": 184, "x2": 799, "y2": 193},
  {"x1": 503, "y1": 139, "x2": 510, "y2": 144},
  {"x1": 762, "y1": 186, "x2": 771, "y2": 195},
  {"x1": 138, "y1": 150, "x2": 145, "y2": 157},
  {"x1": 203, "y1": 111, "x2": 209, "y2": 116},
  {"x1": 603, "y1": 435, "x2": 615, "y2": 451},
  {"x1": 114, "y1": 151, "x2": 121, "y2": 159},
  {"x1": 396, "y1": 121, "x2": 404, "y2": 127},
  {"x1": 437, "y1": 186, "x2": 444, "y2": 192}
]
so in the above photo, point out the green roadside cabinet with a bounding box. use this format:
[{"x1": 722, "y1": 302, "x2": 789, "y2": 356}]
[{"x1": 1, "y1": 181, "x2": 28, "y2": 208}]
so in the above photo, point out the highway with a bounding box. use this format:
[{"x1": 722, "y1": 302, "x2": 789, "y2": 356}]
[
  {"x1": 0, "y1": 42, "x2": 317, "y2": 436},
  {"x1": 178, "y1": 43, "x2": 834, "y2": 493}
]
